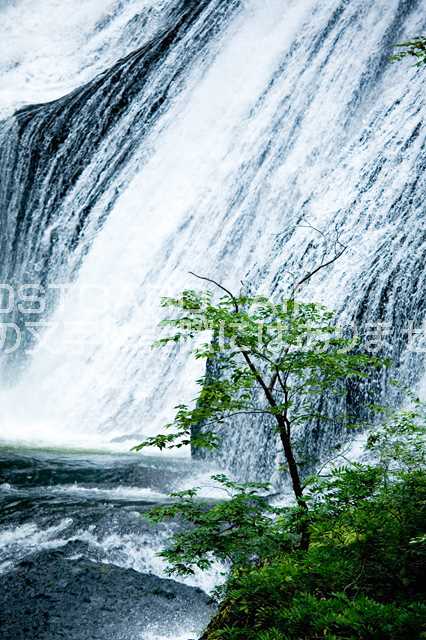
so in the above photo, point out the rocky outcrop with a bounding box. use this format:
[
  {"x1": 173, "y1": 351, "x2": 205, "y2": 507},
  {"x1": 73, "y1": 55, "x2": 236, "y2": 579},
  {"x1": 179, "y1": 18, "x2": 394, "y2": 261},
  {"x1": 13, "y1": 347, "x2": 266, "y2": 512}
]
[{"x1": 0, "y1": 546, "x2": 214, "y2": 639}]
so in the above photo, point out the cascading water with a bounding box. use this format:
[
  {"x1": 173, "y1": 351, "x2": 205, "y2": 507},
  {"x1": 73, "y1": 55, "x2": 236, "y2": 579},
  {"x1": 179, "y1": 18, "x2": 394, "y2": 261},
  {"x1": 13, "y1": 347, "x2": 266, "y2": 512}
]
[
  {"x1": 0, "y1": 1, "x2": 425, "y2": 637},
  {"x1": 1, "y1": 0, "x2": 425, "y2": 468}
]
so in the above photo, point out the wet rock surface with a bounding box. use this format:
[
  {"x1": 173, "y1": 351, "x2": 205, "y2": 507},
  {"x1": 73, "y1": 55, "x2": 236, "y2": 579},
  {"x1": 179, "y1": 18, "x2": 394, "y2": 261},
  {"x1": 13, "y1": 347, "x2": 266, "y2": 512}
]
[{"x1": 0, "y1": 546, "x2": 214, "y2": 639}]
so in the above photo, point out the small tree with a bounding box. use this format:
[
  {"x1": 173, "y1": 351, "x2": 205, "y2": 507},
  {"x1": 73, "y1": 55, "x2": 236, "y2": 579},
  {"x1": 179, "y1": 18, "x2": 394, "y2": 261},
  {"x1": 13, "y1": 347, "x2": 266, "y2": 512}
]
[
  {"x1": 135, "y1": 274, "x2": 383, "y2": 549},
  {"x1": 145, "y1": 403, "x2": 425, "y2": 596}
]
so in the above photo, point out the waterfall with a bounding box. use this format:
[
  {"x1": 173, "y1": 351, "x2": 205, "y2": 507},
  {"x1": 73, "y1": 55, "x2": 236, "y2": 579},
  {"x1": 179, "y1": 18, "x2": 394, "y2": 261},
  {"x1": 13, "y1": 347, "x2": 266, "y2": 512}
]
[{"x1": 0, "y1": 0, "x2": 425, "y2": 481}]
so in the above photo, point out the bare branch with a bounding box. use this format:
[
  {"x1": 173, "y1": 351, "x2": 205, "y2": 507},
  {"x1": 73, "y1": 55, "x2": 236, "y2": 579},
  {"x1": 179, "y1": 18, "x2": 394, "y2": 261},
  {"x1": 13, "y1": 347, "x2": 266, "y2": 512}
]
[
  {"x1": 295, "y1": 244, "x2": 347, "y2": 289},
  {"x1": 189, "y1": 272, "x2": 239, "y2": 312},
  {"x1": 292, "y1": 221, "x2": 347, "y2": 295},
  {"x1": 312, "y1": 444, "x2": 355, "y2": 481},
  {"x1": 189, "y1": 275, "x2": 276, "y2": 405},
  {"x1": 266, "y1": 222, "x2": 348, "y2": 392},
  {"x1": 189, "y1": 272, "x2": 278, "y2": 409}
]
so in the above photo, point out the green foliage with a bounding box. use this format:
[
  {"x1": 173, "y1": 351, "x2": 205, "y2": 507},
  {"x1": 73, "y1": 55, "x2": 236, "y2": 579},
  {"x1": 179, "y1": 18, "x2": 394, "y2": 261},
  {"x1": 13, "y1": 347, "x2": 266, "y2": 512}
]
[
  {"x1": 135, "y1": 284, "x2": 384, "y2": 554},
  {"x1": 391, "y1": 36, "x2": 426, "y2": 67},
  {"x1": 201, "y1": 467, "x2": 426, "y2": 637},
  {"x1": 134, "y1": 290, "x2": 382, "y2": 455},
  {"x1": 207, "y1": 590, "x2": 425, "y2": 640},
  {"x1": 365, "y1": 392, "x2": 426, "y2": 472},
  {"x1": 146, "y1": 410, "x2": 426, "y2": 639},
  {"x1": 306, "y1": 467, "x2": 426, "y2": 602},
  {"x1": 134, "y1": 282, "x2": 424, "y2": 637},
  {"x1": 147, "y1": 475, "x2": 293, "y2": 575}
]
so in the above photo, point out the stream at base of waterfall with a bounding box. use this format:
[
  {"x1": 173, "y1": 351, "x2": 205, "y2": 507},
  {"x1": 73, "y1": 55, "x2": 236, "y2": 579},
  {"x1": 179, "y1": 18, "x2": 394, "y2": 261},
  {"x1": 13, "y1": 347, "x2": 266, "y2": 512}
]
[{"x1": 0, "y1": 448, "x2": 228, "y2": 640}]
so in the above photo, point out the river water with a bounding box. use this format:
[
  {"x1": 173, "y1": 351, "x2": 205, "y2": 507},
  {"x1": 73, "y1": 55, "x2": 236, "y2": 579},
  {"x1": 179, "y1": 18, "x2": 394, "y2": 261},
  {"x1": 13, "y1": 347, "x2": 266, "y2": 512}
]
[{"x1": 0, "y1": 447, "x2": 223, "y2": 639}]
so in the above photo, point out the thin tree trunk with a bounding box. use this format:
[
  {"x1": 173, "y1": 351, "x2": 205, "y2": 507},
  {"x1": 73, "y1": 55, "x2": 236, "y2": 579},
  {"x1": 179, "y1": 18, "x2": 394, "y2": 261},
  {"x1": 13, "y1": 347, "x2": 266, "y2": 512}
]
[{"x1": 277, "y1": 417, "x2": 310, "y2": 551}]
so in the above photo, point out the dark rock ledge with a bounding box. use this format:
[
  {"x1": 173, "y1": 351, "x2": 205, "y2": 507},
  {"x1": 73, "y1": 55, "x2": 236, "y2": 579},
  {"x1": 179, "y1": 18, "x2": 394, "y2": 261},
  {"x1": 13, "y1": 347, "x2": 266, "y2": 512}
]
[{"x1": 0, "y1": 546, "x2": 215, "y2": 640}]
